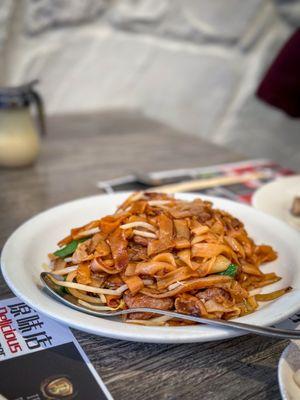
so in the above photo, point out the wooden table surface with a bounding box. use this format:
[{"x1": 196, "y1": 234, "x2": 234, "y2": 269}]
[{"x1": 0, "y1": 111, "x2": 289, "y2": 400}]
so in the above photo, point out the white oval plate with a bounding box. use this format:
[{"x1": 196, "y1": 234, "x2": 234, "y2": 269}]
[
  {"x1": 1, "y1": 192, "x2": 300, "y2": 343},
  {"x1": 252, "y1": 175, "x2": 300, "y2": 231},
  {"x1": 278, "y1": 341, "x2": 300, "y2": 400}
]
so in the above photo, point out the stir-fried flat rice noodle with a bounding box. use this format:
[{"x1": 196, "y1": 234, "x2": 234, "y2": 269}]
[{"x1": 46, "y1": 192, "x2": 290, "y2": 325}]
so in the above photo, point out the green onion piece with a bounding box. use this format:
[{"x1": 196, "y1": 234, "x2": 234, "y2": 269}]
[
  {"x1": 53, "y1": 238, "x2": 87, "y2": 258},
  {"x1": 218, "y1": 263, "x2": 238, "y2": 277}
]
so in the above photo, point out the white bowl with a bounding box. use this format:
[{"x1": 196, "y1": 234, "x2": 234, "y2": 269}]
[
  {"x1": 278, "y1": 341, "x2": 300, "y2": 400},
  {"x1": 252, "y1": 175, "x2": 300, "y2": 231}
]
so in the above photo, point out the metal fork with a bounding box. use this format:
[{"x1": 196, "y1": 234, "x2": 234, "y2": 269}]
[{"x1": 41, "y1": 272, "x2": 300, "y2": 339}]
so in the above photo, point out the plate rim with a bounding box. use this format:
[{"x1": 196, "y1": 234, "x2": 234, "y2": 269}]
[{"x1": 2, "y1": 192, "x2": 300, "y2": 343}]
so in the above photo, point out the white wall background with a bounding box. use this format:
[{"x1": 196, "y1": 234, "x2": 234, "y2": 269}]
[{"x1": 1, "y1": 0, "x2": 299, "y2": 168}]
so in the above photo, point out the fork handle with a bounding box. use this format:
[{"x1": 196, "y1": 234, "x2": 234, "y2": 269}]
[{"x1": 122, "y1": 308, "x2": 299, "y2": 339}]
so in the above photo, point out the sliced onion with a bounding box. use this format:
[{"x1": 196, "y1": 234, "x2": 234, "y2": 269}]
[
  {"x1": 168, "y1": 281, "x2": 184, "y2": 291},
  {"x1": 78, "y1": 299, "x2": 122, "y2": 311},
  {"x1": 76, "y1": 227, "x2": 100, "y2": 238},
  {"x1": 99, "y1": 294, "x2": 107, "y2": 303},
  {"x1": 133, "y1": 230, "x2": 156, "y2": 239},
  {"x1": 69, "y1": 290, "x2": 104, "y2": 304},
  {"x1": 51, "y1": 266, "x2": 78, "y2": 275},
  {"x1": 126, "y1": 315, "x2": 171, "y2": 326},
  {"x1": 148, "y1": 200, "x2": 172, "y2": 206},
  {"x1": 255, "y1": 287, "x2": 291, "y2": 302},
  {"x1": 66, "y1": 270, "x2": 104, "y2": 304},
  {"x1": 120, "y1": 221, "x2": 156, "y2": 232},
  {"x1": 49, "y1": 275, "x2": 128, "y2": 295},
  {"x1": 130, "y1": 192, "x2": 145, "y2": 202},
  {"x1": 249, "y1": 288, "x2": 262, "y2": 296}
]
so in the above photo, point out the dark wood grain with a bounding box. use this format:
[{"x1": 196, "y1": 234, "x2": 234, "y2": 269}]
[{"x1": 0, "y1": 111, "x2": 288, "y2": 400}]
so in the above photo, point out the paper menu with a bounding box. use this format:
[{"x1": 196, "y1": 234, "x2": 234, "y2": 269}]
[{"x1": 0, "y1": 296, "x2": 113, "y2": 400}]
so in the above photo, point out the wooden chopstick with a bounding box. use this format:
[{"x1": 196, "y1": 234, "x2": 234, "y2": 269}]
[{"x1": 150, "y1": 172, "x2": 266, "y2": 194}]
